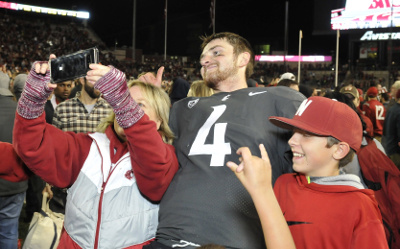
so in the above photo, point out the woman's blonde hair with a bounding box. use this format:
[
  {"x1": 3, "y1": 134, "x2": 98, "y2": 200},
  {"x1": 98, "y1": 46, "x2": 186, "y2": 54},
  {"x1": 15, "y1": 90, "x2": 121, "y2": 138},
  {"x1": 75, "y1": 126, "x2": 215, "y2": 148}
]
[
  {"x1": 97, "y1": 80, "x2": 174, "y2": 144},
  {"x1": 187, "y1": 80, "x2": 214, "y2": 97}
]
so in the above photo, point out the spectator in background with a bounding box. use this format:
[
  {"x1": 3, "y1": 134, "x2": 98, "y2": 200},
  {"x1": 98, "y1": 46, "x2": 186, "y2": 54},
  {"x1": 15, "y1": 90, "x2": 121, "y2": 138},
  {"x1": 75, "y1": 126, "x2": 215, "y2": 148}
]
[
  {"x1": 0, "y1": 71, "x2": 27, "y2": 249},
  {"x1": 0, "y1": 72, "x2": 16, "y2": 142},
  {"x1": 247, "y1": 78, "x2": 258, "y2": 87},
  {"x1": 277, "y1": 79, "x2": 299, "y2": 91},
  {"x1": 387, "y1": 81, "x2": 400, "y2": 111},
  {"x1": 382, "y1": 89, "x2": 400, "y2": 169},
  {"x1": 268, "y1": 76, "x2": 280, "y2": 87},
  {"x1": 358, "y1": 88, "x2": 365, "y2": 106},
  {"x1": 376, "y1": 83, "x2": 383, "y2": 96},
  {"x1": 311, "y1": 87, "x2": 319, "y2": 96},
  {"x1": 44, "y1": 80, "x2": 72, "y2": 124},
  {"x1": 380, "y1": 92, "x2": 390, "y2": 109},
  {"x1": 12, "y1": 73, "x2": 28, "y2": 101},
  {"x1": 52, "y1": 77, "x2": 112, "y2": 133},
  {"x1": 187, "y1": 80, "x2": 214, "y2": 97},
  {"x1": 318, "y1": 88, "x2": 328, "y2": 97},
  {"x1": 340, "y1": 84, "x2": 374, "y2": 137},
  {"x1": 324, "y1": 90, "x2": 387, "y2": 190},
  {"x1": 279, "y1": 72, "x2": 296, "y2": 82},
  {"x1": 363, "y1": 86, "x2": 386, "y2": 141},
  {"x1": 168, "y1": 77, "x2": 190, "y2": 106},
  {"x1": 299, "y1": 84, "x2": 314, "y2": 98},
  {"x1": 68, "y1": 78, "x2": 83, "y2": 99}
]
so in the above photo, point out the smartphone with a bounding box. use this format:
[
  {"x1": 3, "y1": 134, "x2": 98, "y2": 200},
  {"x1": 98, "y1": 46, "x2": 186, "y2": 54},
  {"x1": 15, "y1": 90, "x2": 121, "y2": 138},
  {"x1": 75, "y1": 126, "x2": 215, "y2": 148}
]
[{"x1": 50, "y1": 47, "x2": 99, "y2": 83}]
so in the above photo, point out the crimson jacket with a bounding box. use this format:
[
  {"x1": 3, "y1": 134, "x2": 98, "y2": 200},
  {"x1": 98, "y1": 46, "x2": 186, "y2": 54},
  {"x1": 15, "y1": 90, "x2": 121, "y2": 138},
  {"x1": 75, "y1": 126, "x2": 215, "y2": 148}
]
[
  {"x1": 13, "y1": 112, "x2": 179, "y2": 249},
  {"x1": 13, "y1": 112, "x2": 178, "y2": 202},
  {"x1": 274, "y1": 173, "x2": 388, "y2": 249},
  {"x1": 0, "y1": 141, "x2": 31, "y2": 182}
]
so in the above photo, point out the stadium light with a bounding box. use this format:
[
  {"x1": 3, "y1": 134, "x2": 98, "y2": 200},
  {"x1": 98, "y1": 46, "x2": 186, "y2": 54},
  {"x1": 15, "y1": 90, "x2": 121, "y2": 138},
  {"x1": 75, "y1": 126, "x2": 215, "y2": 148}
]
[{"x1": 0, "y1": 1, "x2": 90, "y2": 19}]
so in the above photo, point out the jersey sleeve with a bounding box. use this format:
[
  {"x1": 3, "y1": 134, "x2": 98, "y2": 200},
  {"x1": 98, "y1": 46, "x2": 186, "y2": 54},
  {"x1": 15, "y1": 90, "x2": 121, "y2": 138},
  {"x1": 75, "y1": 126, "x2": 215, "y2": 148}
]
[
  {"x1": 13, "y1": 112, "x2": 92, "y2": 188},
  {"x1": 124, "y1": 115, "x2": 179, "y2": 202}
]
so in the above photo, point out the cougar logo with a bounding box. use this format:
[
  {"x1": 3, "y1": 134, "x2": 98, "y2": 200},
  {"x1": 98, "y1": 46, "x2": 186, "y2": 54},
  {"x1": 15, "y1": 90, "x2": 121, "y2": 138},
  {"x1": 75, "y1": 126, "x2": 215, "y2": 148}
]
[
  {"x1": 188, "y1": 99, "x2": 199, "y2": 109},
  {"x1": 221, "y1": 95, "x2": 231, "y2": 101},
  {"x1": 125, "y1": 170, "x2": 134, "y2": 180}
]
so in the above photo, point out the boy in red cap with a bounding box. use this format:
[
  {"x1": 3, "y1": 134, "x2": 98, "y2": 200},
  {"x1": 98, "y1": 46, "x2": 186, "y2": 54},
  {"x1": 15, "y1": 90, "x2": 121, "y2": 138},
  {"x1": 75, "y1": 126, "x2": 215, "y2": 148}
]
[{"x1": 227, "y1": 96, "x2": 388, "y2": 249}]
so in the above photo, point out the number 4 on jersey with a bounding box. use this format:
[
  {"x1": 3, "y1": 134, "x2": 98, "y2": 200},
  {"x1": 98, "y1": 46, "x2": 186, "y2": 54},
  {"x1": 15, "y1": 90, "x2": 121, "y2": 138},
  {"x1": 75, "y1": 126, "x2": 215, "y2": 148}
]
[{"x1": 189, "y1": 105, "x2": 231, "y2": 166}]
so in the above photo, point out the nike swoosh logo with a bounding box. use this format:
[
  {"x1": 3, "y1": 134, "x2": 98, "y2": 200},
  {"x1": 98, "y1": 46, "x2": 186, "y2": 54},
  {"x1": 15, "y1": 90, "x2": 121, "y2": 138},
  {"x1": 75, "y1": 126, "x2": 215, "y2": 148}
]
[
  {"x1": 287, "y1": 221, "x2": 312, "y2": 226},
  {"x1": 249, "y1": 91, "x2": 267, "y2": 96}
]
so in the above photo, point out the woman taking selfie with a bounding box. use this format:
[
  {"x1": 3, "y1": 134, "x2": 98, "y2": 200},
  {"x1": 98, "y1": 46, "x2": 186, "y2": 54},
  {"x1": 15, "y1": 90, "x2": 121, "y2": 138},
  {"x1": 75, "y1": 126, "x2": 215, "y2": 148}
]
[{"x1": 13, "y1": 54, "x2": 178, "y2": 249}]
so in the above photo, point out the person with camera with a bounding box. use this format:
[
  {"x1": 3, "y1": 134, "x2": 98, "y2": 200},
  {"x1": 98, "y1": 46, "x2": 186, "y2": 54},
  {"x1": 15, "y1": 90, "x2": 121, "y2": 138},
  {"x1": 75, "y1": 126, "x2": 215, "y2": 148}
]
[{"x1": 13, "y1": 54, "x2": 179, "y2": 249}]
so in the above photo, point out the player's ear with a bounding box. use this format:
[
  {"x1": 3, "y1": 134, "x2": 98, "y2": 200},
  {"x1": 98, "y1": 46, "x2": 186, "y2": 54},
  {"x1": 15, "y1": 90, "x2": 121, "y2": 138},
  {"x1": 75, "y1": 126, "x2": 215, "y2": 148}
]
[
  {"x1": 333, "y1": 142, "x2": 350, "y2": 160},
  {"x1": 237, "y1": 52, "x2": 250, "y2": 68}
]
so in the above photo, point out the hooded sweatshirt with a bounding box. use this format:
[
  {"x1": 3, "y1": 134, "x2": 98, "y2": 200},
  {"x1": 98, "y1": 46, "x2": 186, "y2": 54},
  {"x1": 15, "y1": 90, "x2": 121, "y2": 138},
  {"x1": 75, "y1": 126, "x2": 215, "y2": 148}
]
[{"x1": 274, "y1": 173, "x2": 388, "y2": 249}]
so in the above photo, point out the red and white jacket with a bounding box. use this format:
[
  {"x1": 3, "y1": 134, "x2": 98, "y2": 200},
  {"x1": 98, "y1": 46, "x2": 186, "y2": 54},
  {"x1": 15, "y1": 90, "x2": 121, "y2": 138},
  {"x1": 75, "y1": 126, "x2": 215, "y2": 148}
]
[{"x1": 13, "y1": 112, "x2": 179, "y2": 249}]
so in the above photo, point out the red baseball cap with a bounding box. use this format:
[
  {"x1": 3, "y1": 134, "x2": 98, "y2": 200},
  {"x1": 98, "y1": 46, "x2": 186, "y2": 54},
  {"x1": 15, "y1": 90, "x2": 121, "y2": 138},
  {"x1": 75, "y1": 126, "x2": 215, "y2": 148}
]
[
  {"x1": 366, "y1": 87, "x2": 378, "y2": 97},
  {"x1": 269, "y1": 96, "x2": 362, "y2": 152}
]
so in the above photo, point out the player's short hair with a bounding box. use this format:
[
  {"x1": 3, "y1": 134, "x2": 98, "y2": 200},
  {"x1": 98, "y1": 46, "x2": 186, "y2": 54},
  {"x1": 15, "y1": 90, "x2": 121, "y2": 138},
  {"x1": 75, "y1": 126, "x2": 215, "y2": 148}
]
[{"x1": 200, "y1": 32, "x2": 254, "y2": 79}]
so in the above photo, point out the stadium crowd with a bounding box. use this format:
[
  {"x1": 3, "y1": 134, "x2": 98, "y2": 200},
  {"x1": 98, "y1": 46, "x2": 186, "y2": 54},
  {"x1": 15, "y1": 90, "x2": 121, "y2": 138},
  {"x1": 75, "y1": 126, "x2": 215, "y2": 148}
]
[{"x1": 2, "y1": 8, "x2": 396, "y2": 93}]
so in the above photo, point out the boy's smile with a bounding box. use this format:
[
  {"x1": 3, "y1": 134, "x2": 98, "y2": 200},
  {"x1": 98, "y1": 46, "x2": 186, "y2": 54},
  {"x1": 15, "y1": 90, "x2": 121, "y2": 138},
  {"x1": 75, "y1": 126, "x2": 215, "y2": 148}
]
[{"x1": 289, "y1": 129, "x2": 340, "y2": 177}]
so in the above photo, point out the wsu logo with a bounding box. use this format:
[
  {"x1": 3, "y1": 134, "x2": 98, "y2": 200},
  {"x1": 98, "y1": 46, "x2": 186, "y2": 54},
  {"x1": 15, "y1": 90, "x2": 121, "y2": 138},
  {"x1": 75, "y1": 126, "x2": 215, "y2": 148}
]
[
  {"x1": 295, "y1": 99, "x2": 313, "y2": 116},
  {"x1": 125, "y1": 170, "x2": 134, "y2": 180},
  {"x1": 188, "y1": 99, "x2": 199, "y2": 109}
]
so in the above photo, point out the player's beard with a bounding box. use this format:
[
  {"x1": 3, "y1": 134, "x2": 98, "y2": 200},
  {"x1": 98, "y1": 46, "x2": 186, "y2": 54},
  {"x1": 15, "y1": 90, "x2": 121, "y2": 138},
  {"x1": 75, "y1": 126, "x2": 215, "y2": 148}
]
[{"x1": 204, "y1": 59, "x2": 239, "y2": 90}]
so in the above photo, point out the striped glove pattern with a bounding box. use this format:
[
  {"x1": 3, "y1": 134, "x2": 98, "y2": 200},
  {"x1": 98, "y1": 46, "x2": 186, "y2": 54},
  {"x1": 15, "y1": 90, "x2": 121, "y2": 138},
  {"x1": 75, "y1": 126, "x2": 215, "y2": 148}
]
[
  {"x1": 94, "y1": 66, "x2": 144, "y2": 128},
  {"x1": 17, "y1": 61, "x2": 54, "y2": 119}
]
